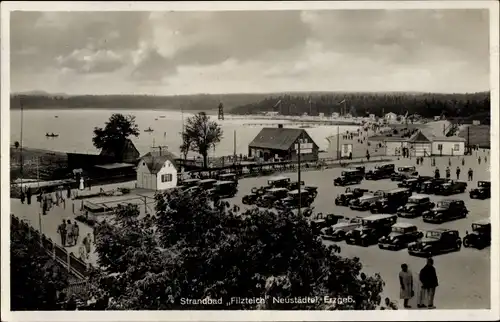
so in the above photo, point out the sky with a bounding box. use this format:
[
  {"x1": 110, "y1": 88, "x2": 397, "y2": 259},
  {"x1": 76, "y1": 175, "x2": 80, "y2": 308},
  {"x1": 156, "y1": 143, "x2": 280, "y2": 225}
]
[{"x1": 10, "y1": 9, "x2": 491, "y2": 95}]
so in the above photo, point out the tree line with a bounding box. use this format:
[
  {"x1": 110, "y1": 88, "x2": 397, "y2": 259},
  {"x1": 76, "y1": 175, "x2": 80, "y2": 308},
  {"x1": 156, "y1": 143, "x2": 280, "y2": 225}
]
[{"x1": 230, "y1": 92, "x2": 491, "y2": 123}]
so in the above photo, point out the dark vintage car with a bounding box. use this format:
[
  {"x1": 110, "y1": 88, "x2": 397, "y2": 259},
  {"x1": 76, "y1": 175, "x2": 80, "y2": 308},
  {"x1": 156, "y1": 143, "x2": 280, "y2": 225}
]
[
  {"x1": 287, "y1": 181, "x2": 319, "y2": 198},
  {"x1": 197, "y1": 178, "x2": 218, "y2": 191},
  {"x1": 287, "y1": 180, "x2": 305, "y2": 191},
  {"x1": 310, "y1": 213, "x2": 345, "y2": 234},
  {"x1": 290, "y1": 207, "x2": 314, "y2": 217},
  {"x1": 390, "y1": 166, "x2": 419, "y2": 181},
  {"x1": 320, "y1": 217, "x2": 364, "y2": 241},
  {"x1": 349, "y1": 190, "x2": 387, "y2": 211},
  {"x1": 463, "y1": 219, "x2": 491, "y2": 249},
  {"x1": 370, "y1": 188, "x2": 412, "y2": 214},
  {"x1": 209, "y1": 181, "x2": 238, "y2": 199},
  {"x1": 267, "y1": 176, "x2": 291, "y2": 189},
  {"x1": 335, "y1": 187, "x2": 369, "y2": 206},
  {"x1": 397, "y1": 194, "x2": 435, "y2": 218},
  {"x1": 179, "y1": 178, "x2": 201, "y2": 191},
  {"x1": 435, "y1": 180, "x2": 467, "y2": 196},
  {"x1": 397, "y1": 176, "x2": 433, "y2": 192},
  {"x1": 469, "y1": 181, "x2": 491, "y2": 199},
  {"x1": 256, "y1": 187, "x2": 289, "y2": 208},
  {"x1": 304, "y1": 186, "x2": 319, "y2": 199},
  {"x1": 333, "y1": 169, "x2": 364, "y2": 186},
  {"x1": 218, "y1": 173, "x2": 238, "y2": 183},
  {"x1": 345, "y1": 214, "x2": 398, "y2": 247},
  {"x1": 422, "y1": 199, "x2": 468, "y2": 224},
  {"x1": 364, "y1": 163, "x2": 395, "y2": 180},
  {"x1": 275, "y1": 189, "x2": 314, "y2": 210},
  {"x1": 419, "y1": 178, "x2": 450, "y2": 194},
  {"x1": 408, "y1": 228, "x2": 462, "y2": 257},
  {"x1": 242, "y1": 186, "x2": 269, "y2": 205},
  {"x1": 378, "y1": 223, "x2": 423, "y2": 250}
]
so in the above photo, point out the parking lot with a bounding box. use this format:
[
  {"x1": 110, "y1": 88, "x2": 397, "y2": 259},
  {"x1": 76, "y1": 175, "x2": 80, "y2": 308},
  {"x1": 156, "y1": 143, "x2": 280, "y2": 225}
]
[{"x1": 228, "y1": 153, "x2": 491, "y2": 309}]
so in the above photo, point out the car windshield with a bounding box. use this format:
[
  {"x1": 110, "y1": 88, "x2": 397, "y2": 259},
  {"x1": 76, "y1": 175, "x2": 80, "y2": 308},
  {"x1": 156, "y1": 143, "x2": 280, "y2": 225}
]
[
  {"x1": 472, "y1": 224, "x2": 489, "y2": 232},
  {"x1": 403, "y1": 204, "x2": 416, "y2": 211},
  {"x1": 478, "y1": 182, "x2": 489, "y2": 187},
  {"x1": 425, "y1": 231, "x2": 442, "y2": 239},
  {"x1": 391, "y1": 227, "x2": 407, "y2": 234},
  {"x1": 437, "y1": 201, "x2": 451, "y2": 208}
]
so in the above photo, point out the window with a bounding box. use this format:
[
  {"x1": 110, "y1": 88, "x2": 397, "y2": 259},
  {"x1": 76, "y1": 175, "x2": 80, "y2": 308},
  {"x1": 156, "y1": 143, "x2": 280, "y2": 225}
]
[
  {"x1": 453, "y1": 144, "x2": 460, "y2": 151},
  {"x1": 161, "y1": 174, "x2": 173, "y2": 182},
  {"x1": 437, "y1": 144, "x2": 443, "y2": 151}
]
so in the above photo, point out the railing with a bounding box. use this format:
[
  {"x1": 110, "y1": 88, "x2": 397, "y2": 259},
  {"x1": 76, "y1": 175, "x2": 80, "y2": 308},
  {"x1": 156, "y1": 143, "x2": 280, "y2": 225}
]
[{"x1": 10, "y1": 214, "x2": 94, "y2": 280}]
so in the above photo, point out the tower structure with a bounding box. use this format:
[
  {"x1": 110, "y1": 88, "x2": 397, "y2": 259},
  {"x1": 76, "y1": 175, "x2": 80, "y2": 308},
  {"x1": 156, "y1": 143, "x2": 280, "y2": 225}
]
[{"x1": 218, "y1": 102, "x2": 224, "y2": 120}]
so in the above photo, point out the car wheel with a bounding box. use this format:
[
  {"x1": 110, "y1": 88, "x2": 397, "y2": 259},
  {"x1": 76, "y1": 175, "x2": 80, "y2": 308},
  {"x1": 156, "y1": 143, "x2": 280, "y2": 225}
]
[
  {"x1": 335, "y1": 200, "x2": 340, "y2": 206},
  {"x1": 334, "y1": 182, "x2": 338, "y2": 186},
  {"x1": 456, "y1": 242, "x2": 462, "y2": 251},
  {"x1": 463, "y1": 238, "x2": 470, "y2": 248}
]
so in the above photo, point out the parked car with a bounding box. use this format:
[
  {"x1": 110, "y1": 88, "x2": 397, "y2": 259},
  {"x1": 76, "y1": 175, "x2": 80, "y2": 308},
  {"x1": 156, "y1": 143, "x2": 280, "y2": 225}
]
[
  {"x1": 391, "y1": 166, "x2": 418, "y2": 181},
  {"x1": 275, "y1": 189, "x2": 314, "y2": 209},
  {"x1": 310, "y1": 213, "x2": 345, "y2": 234},
  {"x1": 218, "y1": 173, "x2": 238, "y2": 183},
  {"x1": 397, "y1": 194, "x2": 435, "y2": 218},
  {"x1": 304, "y1": 186, "x2": 319, "y2": 199},
  {"x1": 378, "y1": 223, "x2": 423, "y2": 250},
  {"x1": 469, "y1": 181, "x2": 491, "y2": 199},
  {"x1": 397, "y1": 176, "x2": 432, "y2": 192},
  {"x1": 408, "y1": 228, "x2": 462, "y2": 257},
  {"x1": 198, "y1": 178, "x2": 218, "y2": 191},
  {"x1": 320, "y1": 217, "x2": 364, "y2": 241},
  {"x1": 287, "y1": 180, "x2": 305, "y2": 191},
  {"x1": 209, "y1": 181, "x2": 238, "y2": 199},
  {"x1": 370, "y1": 188, "x2": 412, "y2": 214},
  {"x1": 463, "y1": 219, "x2": 491, "y2": 249},
  {"x1": 242, "y1": 186, "x2": 269, "y2": 205},
  {"x1": 349, "y1": 190, "x2": 386, "y2": 211},
  {"x1": 422, "y1": 199, "x2": 468, "y2": 223},
  {"x1": 335, "y1": 187, "x2": 369, "y2": 206},
  {"x1": 345, "y1": 214, "x2": 398, "y2": 246},
  {"x1": 435, "y1": 180, "x2": 467, "y2": 196},
  {"x1": 179, "y1": 178, "x2": 201, "y2": 191},
  {"x1": 419, "y1": 178, "x2": 450, "y2": 194},
  {"x1": 290, "y1": 207, "x2": 314, "y2": 217},
  {"x1": 333, "y1": 169, "x2": 364, "y2": 186},
  {"x1": 256, "y1": 187, "x2": 289, "y2": 208},
  {"x1": 267, "y1": 176, "x2": 291, "y2": 189},
  {"x1": 364, "y1": 164, "x2": 395, "y2": 180}
]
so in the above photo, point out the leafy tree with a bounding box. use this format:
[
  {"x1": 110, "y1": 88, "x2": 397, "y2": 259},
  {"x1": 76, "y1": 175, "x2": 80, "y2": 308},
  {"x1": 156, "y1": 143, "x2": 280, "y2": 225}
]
[
  {"x1": 92, "y1": 113, "x2": 140, "y2": 156},
  {"x1": 14, "y1": 141, "x2": 20, "y2": 149},
  {"x1": 10, "y1": 223, "x2": 69, "y2": 310},
  {"x1": 92, "y1": 190, "x2": 385, "y2": 310},
  {"x1": 181, "y1": 112, "x2": 223, "y2": 168}
]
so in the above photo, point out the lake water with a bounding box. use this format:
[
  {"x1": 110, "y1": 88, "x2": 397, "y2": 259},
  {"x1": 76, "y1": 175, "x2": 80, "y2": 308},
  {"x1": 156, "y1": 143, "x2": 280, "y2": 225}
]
[{"x1": 10, "y1": 110, "x2": 360, "y2": 157}]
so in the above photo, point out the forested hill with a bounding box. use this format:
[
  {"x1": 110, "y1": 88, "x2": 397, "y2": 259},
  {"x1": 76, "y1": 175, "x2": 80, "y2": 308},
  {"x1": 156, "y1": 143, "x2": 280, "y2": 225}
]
[
  {"x1": 230, "y1": 92, "x2": 490, "y2": 121},
  {"x1": 9, "y1": 93, "x2": 269, "y2": 111}
]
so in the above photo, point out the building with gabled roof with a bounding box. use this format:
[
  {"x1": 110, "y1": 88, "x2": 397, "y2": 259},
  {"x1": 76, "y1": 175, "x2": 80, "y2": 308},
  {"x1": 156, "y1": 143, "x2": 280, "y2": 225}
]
[
  {"x1": 99, "y1": 138, "x2": 140, "y2": 164},
  {"x1": 136, "y1": 148, "x2": 179, "y2": 190},
  {"x1": 248, "y1": 125, "x2": 319, "y2": 162}
]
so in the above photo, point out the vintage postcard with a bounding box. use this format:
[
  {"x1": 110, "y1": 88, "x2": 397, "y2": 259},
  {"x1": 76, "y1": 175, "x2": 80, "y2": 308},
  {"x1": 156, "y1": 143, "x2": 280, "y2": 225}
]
[{"x1": 1, "y1": 1, "x2": 499, "y2": 321}]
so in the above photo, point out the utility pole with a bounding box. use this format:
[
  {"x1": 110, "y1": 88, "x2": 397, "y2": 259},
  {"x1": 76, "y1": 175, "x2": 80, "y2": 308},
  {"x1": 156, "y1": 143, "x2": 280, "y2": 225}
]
[
  {"x1": 336, "y1": 126, "x2": 340, "y2": 160},
  {"x1": 467, "y1": 126, "x2": 470, "y2": 155},
  {"x1": 233, "y1": 130, "x2": 237, "y2": 165},
  {"x1": 297, "y1": 140, "x2": 301, "y2": 216},
  {"x1": 20, "y1": 97, "x2": 24, "y2": 184},
  {"x1": 37, "y1": 157, "x2": 42, "y2": 243}
]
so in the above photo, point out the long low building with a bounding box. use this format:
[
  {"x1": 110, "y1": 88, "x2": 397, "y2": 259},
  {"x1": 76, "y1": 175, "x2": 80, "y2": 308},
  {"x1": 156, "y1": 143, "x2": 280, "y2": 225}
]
[{"x1": 368, "y1": 130, "x2": 466, "y2": 156}]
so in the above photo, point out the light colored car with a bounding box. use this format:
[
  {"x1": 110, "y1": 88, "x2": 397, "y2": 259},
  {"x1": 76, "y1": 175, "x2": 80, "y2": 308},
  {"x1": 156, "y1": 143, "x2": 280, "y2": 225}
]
[
  {"x1": 320, "y1": 217, "x2": 363, "y2": 241},
  {"x1": 349, "y1": 191, "x2": 385, "y2": 211}
]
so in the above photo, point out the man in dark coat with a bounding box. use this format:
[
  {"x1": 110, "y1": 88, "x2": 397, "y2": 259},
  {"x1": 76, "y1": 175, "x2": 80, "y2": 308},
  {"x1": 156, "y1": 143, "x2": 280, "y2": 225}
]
[{"x1": 418, "y1": 258, "x2": 438, "y2": 309}]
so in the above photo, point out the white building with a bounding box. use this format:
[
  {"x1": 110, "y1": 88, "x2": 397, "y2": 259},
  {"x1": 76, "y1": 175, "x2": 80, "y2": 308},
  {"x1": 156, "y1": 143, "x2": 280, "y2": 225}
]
[
  {"x1": 431, "y1": 136, "x2": 466, "y2": 156},
  {"x1": 384, "y1": 112, "x2": 398, "y2": 121},
  {"x1": 331, "y1": 112, "x2": 340, "y2": 118},
  {"x1": 136, "y1": 151, "x2": 179, "y2": 190}
]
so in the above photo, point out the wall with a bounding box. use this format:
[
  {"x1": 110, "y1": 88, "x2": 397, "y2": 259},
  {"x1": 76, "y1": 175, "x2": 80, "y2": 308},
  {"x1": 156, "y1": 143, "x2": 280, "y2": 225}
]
[
  {"x1": 431, "y1": 141, "x2": 465, "y2": 156},
  {"x1": 136, "y1": 159, "x2": 155, "y2": 189},
  {"x1": 290, "y1": 132, "x2": 319, "y2": 162},
  {"x1": 156, "y1": 160, "x2": 178, "y2": 190},
  {"x1": 385, "y1": 141, "x2": 407, "y2": 156},
  {"x1": 410, "y1": 143, "x2": 432, "y2": 157}
]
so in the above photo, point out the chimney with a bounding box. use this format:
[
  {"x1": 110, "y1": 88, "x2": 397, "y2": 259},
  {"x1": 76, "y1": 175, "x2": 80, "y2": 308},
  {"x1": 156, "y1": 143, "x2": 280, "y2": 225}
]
[{"x1": 278, "y1": 124, "x2": 283, "y2": 129}]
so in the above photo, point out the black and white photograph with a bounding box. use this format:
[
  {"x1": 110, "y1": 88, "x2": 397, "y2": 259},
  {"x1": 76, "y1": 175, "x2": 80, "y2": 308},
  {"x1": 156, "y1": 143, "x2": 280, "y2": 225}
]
[{"x1": 1, "y1": 1, "x2": 499, "y2": 321}]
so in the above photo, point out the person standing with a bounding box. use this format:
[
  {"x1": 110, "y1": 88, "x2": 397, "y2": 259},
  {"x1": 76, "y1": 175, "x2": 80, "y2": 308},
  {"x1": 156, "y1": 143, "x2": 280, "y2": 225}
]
[
  {"x1": 434, "y1": 168, "x2": 440, "y2": 179},
  {"x1": 445, "y1": 167, "x2": 451, "y2": 179},
  {"x1": 468, "y1": 168, "x2": 474, "y2": 181},
  {"x1": 478, "y1": 156, "x2": 481, "y2": 165},
  {"x1": 66, "y1": 220, "x2": 74, "y2": 247},
  {"x1": 366, "y1": 150, "x2": 371, "y2": 162},
  {"x1": 416, "y1": 157, "x2": 420, "y2": 166},
  {"x1": 461, "y1": 158, "x2": 465, "y2": 166},
  {"x1": 73, "y1": 221, "x2": 80, "y2": 246},
  {"x1": 20, "y1": 189, "x2": 25, "y2": 204},
  {"x1": 66, "y1": 185, "x2": 72, "y2": 199},
  {"x1": 26, "y1": 187, "x2": 32, "y2": 205},
  {"x1": 431, "y1": 158, "x2": 436, "y2": 167},
  {"x1": 399, "y1": 263, "x2": 414, "y2": 308},
  {"x1": 57, "y1": 220, "x2": 67, "y2": 246},
  {"x1": 456, "y1": 167, "x2": 461, "y2": 180},
  {"x1": 83, "y1": 233, "x2": 92, "y2": 259},
  {"x1": 448, "y1": 158, "x2": 451, "y2": 166},
  {"x1": 418, "y1": 258, "x2": 438, "y2": 309},
  {"x1": 78, "y1": 242, "x2": 87, "y2": 261}
]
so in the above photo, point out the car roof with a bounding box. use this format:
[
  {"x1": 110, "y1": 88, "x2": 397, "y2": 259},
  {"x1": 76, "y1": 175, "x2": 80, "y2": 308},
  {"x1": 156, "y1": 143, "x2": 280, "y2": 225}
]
[
  {"x1": 389, "y1": 188, "x2": 409, "y2": 194},
  {"x1": 429, "y1": 228, "x2": 454, "y2": 232},
  {"x1": 363, "y1": 214, "x2": 397, "y2": 221},
  {"x1": 268, "y1": 187, "x2": 288, "y2": 192},
  {"x1": 214, "y1": 181, "x2": 235, "y2": 185},
  {"x1": 399, "y1": 166, "x2": 415, "y2": 169},
  {"x1": 439, "y1": 199, "x2": 460, "y2": 202},
  {"x1": 409, "y1": 194, "x2": 430, "y2": 200},
  {"x1": 392, "y1": 222, "x2": 416, "y2": 229},
  {"x1": 289, "y1": 189, "x2": 308, "y2": 194},
  {"x1": 473, "y1": 219, "x2": 490, "y2": 225},
  {"x1": 269, "y1": 176, "x2": 290, "y2": 181},
  {"x1": 219, "y1": 173, "x2": 235, "y2": 177},
  {"x1": 343, "y1": 169, "x2": 359, "y2": 173},
  {"x1": 183, "y1": 178, "x2": 200, "y2": 182}
]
